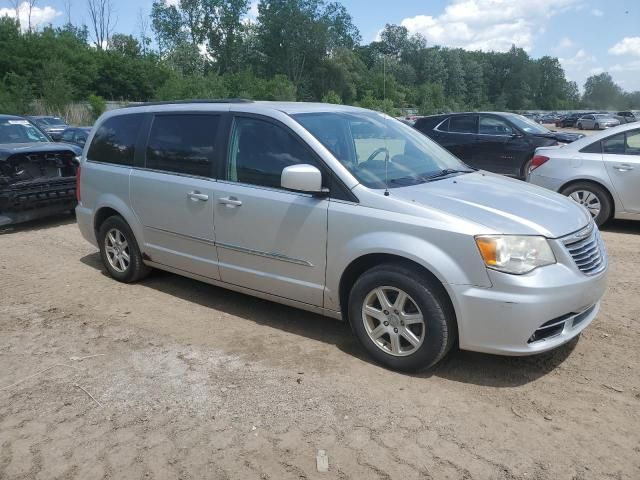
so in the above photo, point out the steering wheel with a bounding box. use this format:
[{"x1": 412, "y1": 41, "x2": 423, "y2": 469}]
[{"x1": 366, "y1": 147, "x2": 390, "y2": 163}]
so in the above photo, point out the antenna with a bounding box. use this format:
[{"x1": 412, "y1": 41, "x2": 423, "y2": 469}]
[{"x1": 383, "y1": 54, "x2": 390, "y2": 197}]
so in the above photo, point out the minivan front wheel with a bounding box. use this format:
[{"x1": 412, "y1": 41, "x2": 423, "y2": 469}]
[
  {"x1": 348, "y1": 264, "x2": 456, "y2": 371},
  {"x1": 98, "y1": 216, "x2": 151, "y2": 283}
]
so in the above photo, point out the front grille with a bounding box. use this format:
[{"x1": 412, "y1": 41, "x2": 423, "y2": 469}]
[{"x1": 562, "y1": 224, "x2": 606, "y2": 276}]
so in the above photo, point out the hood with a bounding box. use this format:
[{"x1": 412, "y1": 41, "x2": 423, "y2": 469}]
[
  {"x1": 391, "y1": 172, "x2": 591, "y2": 238},
  {"x1": 0, "y1": 142, "x2": 81, "y2": 160},
  {"x1": 534, "y1": 131, "x2": 584, "y2": 143}
]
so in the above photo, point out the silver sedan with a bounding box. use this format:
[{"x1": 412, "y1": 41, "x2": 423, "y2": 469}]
[
  {"x1": 528, "y1": 122, "x2": 640, "y2": 225},
  {"x1": 577, "y1": 114, "x2": 620, "y2": 130}
]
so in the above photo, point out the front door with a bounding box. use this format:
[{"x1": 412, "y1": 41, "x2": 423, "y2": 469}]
[
  {"x1": 213, "y1": 115, "x2": 329, "y2": 307},
  {"x1": 603, "y1": 129, "x2": 640, "y2": 213},
  {"x1": 474, "y1": 115, "x2": 528, "y2": 176},
  {"x1": 130, "y1": 113, "x2": 223, "y2": 279}
]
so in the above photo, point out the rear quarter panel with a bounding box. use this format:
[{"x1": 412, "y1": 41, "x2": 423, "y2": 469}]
[
  {"x1": 531, "y1": 149, "x2": 623, "y2": 214},
  {"x1": 79, "y1": 161, "x2": 142, "y2": 246}
]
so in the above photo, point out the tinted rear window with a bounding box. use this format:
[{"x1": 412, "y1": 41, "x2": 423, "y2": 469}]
[
  {"x1": 449, "y1": 115, "x2": 476, "y2": 134},
  {"x1": 146, "y1": 114, "x2": 220, "y2": 177},
  {"x1": 580, "y1": 141, "x2": 601, "y2": 154},
  {"x1": 87, "y1": 114, "x2": 143, "y2": 166}
]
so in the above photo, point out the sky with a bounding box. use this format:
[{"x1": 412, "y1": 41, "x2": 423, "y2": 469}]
[{"x1": 1, "y1": 0, "x2": 639, "y2": 91}]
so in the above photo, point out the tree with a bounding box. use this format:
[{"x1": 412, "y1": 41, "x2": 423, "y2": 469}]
[
  {"x1": 87, "y1": 0, "x2": 116, "y2": 48},
  {"x1": 379, "y1": 24, "x2": 409, "y2": 58},
  {"x1": 256, "y1": 0, "x2": 360, "y2": 87},
  {"x1": 582, "y1": 73, "x2": 623, "y2": 109},
  {"x1": 151, "y1": 0, "x2": 250, "y2": 74},
  {"x1": 137, "y1": 8, "x2": 151, "y2": 55}
]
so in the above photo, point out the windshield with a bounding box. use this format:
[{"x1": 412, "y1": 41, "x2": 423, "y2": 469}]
[
  {"x1": 503, "y1": 113, "x2": 550, "y2": 134},
  {"x1": 293, "y1": 111, "x2": 470, "y2": 188},
  {"x1": 0, "y1": 119, "x2": 49, "y2": 144},
  {"x1": 39, "y1": 117, "x2": 66, "y2": 126}
]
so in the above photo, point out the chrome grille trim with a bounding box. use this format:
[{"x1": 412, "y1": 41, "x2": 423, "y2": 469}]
[{"x1": 562, "y1": 223, "x2": 606, "y2": 276}]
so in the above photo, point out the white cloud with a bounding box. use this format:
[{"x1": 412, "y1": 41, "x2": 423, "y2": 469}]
[
  {"x1": 165, "y1": 0, "x2": 180, "y2": 7},
  {"x1": 398, "y1": 0, "x2": 580, "y2": 52},
  {"x1": 591, "y1": 8, "x2": 604, "y2": 17},
  {"x1": 559, "y1": 49, "x2": 602, "y2": 88},
  {"x1": 555, "y1": 37, "x2": 575, "y2": 51},
  {"x1": 610, "y1": 60, "x2": 640, "y2": 72},
  {"x1": 609, "y1": 37, "x2": 640, "y2": 57},
  {"x1": 559, "y1": 49, "x2": 597, "y2": 68},
  {"x1": 0, "y1": 2, "x2": 60, "y2": 31}
]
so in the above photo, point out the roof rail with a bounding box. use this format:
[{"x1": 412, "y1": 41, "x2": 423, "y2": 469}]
[{"x1": 125, "y1": 98, "x2": 253, "y2": 108}]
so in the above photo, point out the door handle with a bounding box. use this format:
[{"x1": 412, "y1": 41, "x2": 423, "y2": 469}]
[
  {"x1": 614, "y1": 164, "x2": 634, "y2": 172},
  {"x1": 187, "y1": 191, "x2": 209, "y2": 201},
  {"x1": 219, "y1": 196, "x2": 243, "y2": 207}
]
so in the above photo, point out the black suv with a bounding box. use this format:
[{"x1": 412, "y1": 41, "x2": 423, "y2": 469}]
[{"x1": 414, "y1": 112, "x2": 584, "y2": 178}]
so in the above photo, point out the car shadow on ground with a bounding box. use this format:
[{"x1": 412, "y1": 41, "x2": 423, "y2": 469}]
[
  {"x1": 81, "y1": 251, "x2": 578, "y2": 387},
  {"x1": 601, "y1": 219, "x2": 640, "y2": 235},
  {"x1": 0, "y1": 213, "x2": 76, "y2": 235}
]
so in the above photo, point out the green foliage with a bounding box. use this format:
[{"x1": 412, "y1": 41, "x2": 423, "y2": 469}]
[
  {"x1": 322, "y1": 90, "x2": 342, "y2": 104},
  {"x1": 88, "y1": 94, "x2": 106, "y2": 120},
  {"x1": 0, "y1": 6, "x2": 638, "y2": 116},
  {"x1": 582, "y1": 73, "x2": 624, "y2": 109}
]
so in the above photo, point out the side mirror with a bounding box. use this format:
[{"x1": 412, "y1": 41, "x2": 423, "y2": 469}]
[{"x1": 281, "y1": 164, "x2": 324, "y2": 194}]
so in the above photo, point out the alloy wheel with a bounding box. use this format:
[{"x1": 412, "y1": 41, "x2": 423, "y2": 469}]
[
  {"x1": 104, "y1": 228, "x2": 130, "y2": 273},
  {"x1": 569, "y1": 190, "x2": 601, "y2": 218},
  {"x1": 361, "y1": 286, "x2": 426, "y2": 357}
]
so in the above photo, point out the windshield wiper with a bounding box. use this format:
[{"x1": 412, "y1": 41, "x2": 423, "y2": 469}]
[{"x1": 423, "y1": 168, "x2": 474, "y2": 181}]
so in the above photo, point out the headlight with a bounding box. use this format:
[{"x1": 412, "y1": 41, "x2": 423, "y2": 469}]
[{"x1": 475, "y1": 235, "x2": 556, "y2": 274}]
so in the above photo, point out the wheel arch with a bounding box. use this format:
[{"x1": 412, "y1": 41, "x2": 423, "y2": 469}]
[
  {"x1": 338, "y1": 253, "x2": 458, "y2": 329},
  {"x1": 92, "y1": 196, "x2": 145, "y2": 251},
  {"x1": 559, "y1": 178, "x2": 617, "y2": 220}
]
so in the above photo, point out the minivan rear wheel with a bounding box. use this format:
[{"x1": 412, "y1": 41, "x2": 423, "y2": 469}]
[
  {"x1": 561, "y1": 182, "x2": 612, "y2": 226},
  {"x1": 348, "y1": 264, "x2": 456, "y2": 371},
  {"x1": 98, "y1": 216, "x2": 151, "y2": 283}
]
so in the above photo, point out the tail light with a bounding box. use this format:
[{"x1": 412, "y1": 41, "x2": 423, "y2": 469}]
[
  {"x1": 76, "y1": 165, "x2": 81, "y2": 202},
  {"x1": 529, "y1": 155, "x2": 549, "y2": 174}
]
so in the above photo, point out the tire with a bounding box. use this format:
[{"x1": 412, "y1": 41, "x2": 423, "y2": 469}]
[
  {"x1": 98, "y1": 215, "x2": 151, "y2": 283},
  {"x1": 577, "y1": 123, "x2": 583, "y2": 130},
  {"x1": 348, "y1": 263, "x2": 456, "y2": 372},
  {"x1": 561, "y1": 182, "x2": 612, "y2": 227}
]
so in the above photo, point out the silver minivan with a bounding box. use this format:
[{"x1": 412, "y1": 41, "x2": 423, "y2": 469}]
[{"x1": 76, "y1": 101, "x2": 608, "y2": 371}]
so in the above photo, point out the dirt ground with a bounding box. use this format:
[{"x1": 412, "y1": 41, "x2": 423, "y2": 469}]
[{"x1": 0, "y1": 215, "x2": 639, "y2": 480}]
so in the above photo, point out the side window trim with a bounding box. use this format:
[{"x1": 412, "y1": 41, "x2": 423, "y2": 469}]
[{"x1": 224, "y1": 112, "x2": 358, "y2": 202}]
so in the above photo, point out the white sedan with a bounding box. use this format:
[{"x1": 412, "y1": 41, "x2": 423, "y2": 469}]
[
  {"x1": 528, "y1": 122, "x2": 640, "y2": 225},
  {"x1": 577, "y1": 114, "x2": 620, "y2": 130}
]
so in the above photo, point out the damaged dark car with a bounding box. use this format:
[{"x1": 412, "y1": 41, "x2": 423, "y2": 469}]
[{"x1": 0, "y1": 115, "x2": 81, "y2": 227}]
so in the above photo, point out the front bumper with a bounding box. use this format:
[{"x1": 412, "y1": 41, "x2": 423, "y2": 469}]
[
  {"x1": 0, "y1": 178, "x2": 77, "y2": 226},
  {"x1": 450, "y1": 249, "x2": 607, "y2": 356}
]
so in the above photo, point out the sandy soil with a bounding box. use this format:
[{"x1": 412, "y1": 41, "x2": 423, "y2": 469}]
[{"x1": 0, "y1": 215, "x2": 639, "y2": 479}]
